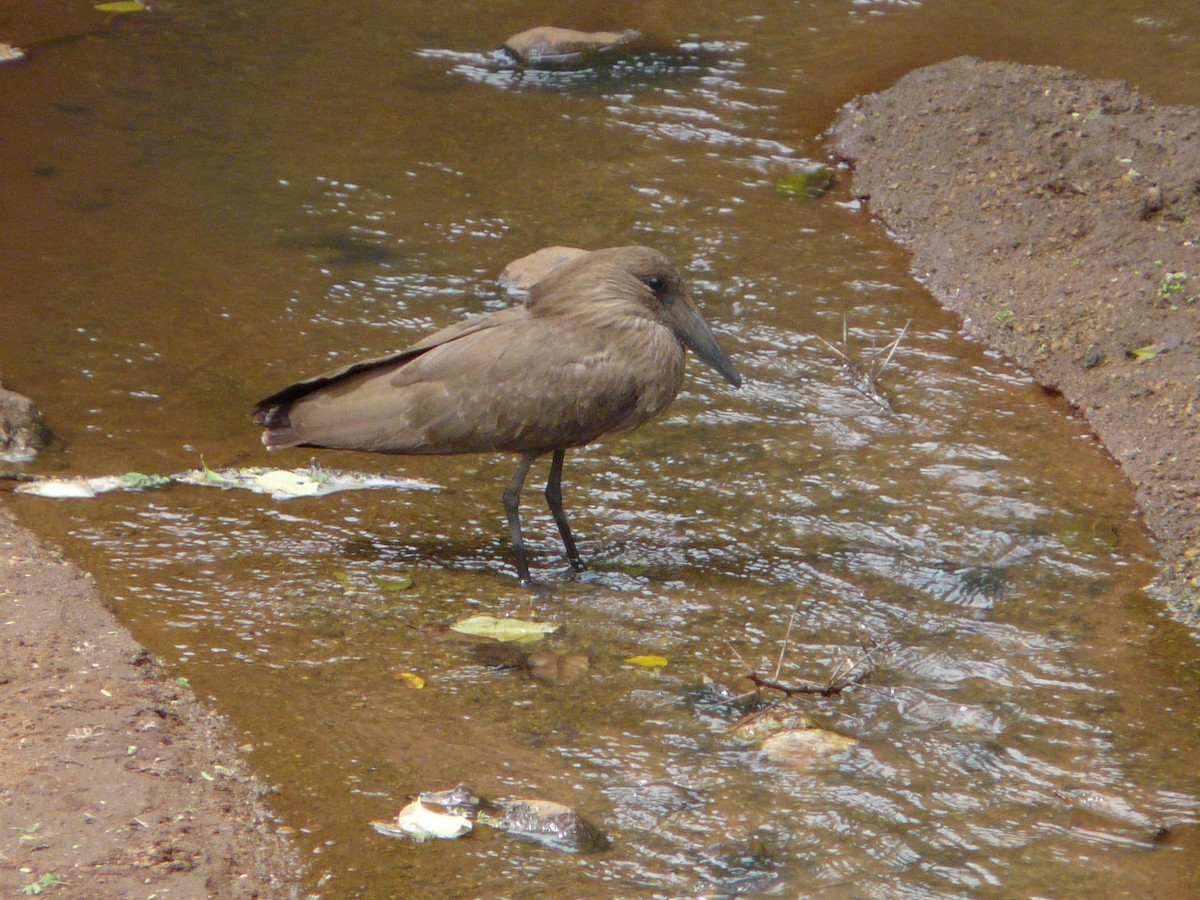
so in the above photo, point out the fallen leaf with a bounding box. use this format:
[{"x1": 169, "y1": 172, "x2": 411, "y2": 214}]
[
  {"x1": 370, "y1": 574, "x2": 414, "y2": 592},
  {"x1": 1130, "y1": 344, "x2": 1160, "y2": 361},
  {"x1": 394, "y1": 671, "x2": 425, "y2": 689},
  {"x1": 776, "y1": 167, "x2": 836, "y2": 200},
  {"x1": 623, "y1": 654, "x2": 668, "y2": 669},
  {"x1": 450, "y1": 615, "x2": 558, "y2": 643},
  {"x1": 95, "y1": 1, "x2": 146, "y2": 11}
]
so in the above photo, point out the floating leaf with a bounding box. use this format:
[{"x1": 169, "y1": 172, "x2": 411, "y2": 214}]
[
  {"x1": 370, "y1": 574, "x2": 414, "y2": 592},
  {"x1": 777, "y1": 167, "x2": 836, "y2": 200},
  {"x1": 394, "y1": 671, "x2": 425, "y2": 689},
  {"x1": 450, "y1": 615, "x2": 558, "y2": 643},
  {"x1": 623, "y1": 654, "x2": 668, "y2": 669},
  {"x1": 371, "y1": 799, "x2": 472, "y2": 841},
  {"x1": 121, "y1": 471, "x2": 171, "y2": 489},
  {"x1": 95, "y1": 1, "x2": 146, "y2": 11}
]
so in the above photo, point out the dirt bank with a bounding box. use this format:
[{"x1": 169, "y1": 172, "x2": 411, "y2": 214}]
[
  {"x1": 829, "y1": 56, "x2": 1200, "y2": 614},
  {"x1": 0, "y1": 508, "x2": 305, "y2": 898}
]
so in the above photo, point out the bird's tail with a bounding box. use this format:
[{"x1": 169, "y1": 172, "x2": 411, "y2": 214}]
[{"x1": 252, "y1": 403, "x2": 304, "y2": 449}]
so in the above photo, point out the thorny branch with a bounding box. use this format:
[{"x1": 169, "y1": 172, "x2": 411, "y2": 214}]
[{"x1": 745, "y1": 637, "x2": 894, "y2": 699}]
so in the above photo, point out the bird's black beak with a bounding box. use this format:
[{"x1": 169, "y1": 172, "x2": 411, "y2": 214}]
[{"x1": 668, "y1": 295, "x2": 742, "y2": 388}]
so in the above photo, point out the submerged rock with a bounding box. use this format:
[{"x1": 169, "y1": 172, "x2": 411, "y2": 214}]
[
  {"x1": 489, "y1": 799, "x2": 610, "y2": 854},
  {"x1": 502, "y1": 26, "x2": 641, "y2": 69},
  {"x1": 724, "y1": 708, "x2": 858, "y2": 770},
  {"x1": 412, "y1": 784, "x2": 609, "y2": 853},
  {"x1": 0, "y1": 381, "x2": 51, "y2": 462},
  {"x1": 759, "y1": 727, "x2": 858, "y2": 770}
]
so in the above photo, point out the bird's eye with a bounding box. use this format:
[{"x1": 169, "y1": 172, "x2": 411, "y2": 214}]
[{"x1": 644, "y1": 275, "x2": 666, "y2": 294}]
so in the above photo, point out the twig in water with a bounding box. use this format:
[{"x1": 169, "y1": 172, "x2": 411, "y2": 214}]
[
  {"x1": 817, "y1": 318, "x2": 911, "y2": 413},
  {"x1": 772, "y1": 598, "x2": 805, "y2": 682},
  {"x1": 745, "y1": 637, "x2": 893, "y2": 699}
]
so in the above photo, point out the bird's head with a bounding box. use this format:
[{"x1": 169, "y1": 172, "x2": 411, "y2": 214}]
[{"x1": 531, "y1": 245, "x2": 742, "y2": 388}]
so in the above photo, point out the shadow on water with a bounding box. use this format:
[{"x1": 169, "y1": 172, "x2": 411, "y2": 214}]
[{"x1": 5, "y1": 0, "x2": 1200, "y2": 896}]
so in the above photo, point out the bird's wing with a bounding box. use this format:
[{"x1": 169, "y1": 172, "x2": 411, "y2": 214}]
[
  {"x1": 274, "y1": 314, "x2": 677, "y2": 455},
  {"x1": 251, "y1": 308, "x2": 525, "y2": 425}
]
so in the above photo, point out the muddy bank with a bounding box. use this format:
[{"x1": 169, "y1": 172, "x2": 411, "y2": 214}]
[
  {"x1": 829, "y1": 56, "x2": 1200, "y2": 614},
  {"x1": 0, "y1": 508, "x2": 305, "y2": 898}
]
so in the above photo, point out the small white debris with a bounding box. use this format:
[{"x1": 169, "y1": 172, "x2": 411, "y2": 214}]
[{"x1": 371, "y1": 800, "x2": 473, "y2": 841}]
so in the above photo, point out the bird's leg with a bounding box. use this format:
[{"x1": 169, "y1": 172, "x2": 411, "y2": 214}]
[
  {"x1": 545, "y1": 448, "x2": 586, "y2": 572},
  {"x1": 503, "y1": 452, "x2": 539, "y2": 585}
]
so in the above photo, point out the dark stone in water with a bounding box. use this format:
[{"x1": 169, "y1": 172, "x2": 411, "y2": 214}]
[
  {"x1": 0, "y1": 381, "x2": 51, "y2": 462},
  {"x1": 496, "y1": 799, "x2": 610, "y2": 854},
  {"x1": 417, "y1": 784, "x2": 609, "y2": 853}
]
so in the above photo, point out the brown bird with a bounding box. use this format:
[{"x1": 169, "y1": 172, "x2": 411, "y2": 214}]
[{"x1": 252, "y1": 245, "x2": 741, "y2": 584}]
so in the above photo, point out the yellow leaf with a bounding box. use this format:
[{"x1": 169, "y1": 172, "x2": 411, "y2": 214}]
[
  {"x1": 96, "y1": 1, "x2": 147, "y2": 11},
  {"x1": 395, "y1": 671, "x2": 425, "y2": 689},
  {"x1": 624, "y1": 654, "x2": 668, "y2": 669}
]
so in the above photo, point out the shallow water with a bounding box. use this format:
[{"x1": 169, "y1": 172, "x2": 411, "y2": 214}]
[{"x1": 4, "y1": 1, "x2": 1200, "y2": 896}]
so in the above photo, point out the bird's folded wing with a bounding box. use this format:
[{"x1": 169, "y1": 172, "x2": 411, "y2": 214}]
[{"x1": 278, "y1": 317, "x2": 655, "y2": 455}]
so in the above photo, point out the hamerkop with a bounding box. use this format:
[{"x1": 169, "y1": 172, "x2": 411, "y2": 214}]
[{"x1": 252, "y1": 245, "x2": 741, "y2": 584}]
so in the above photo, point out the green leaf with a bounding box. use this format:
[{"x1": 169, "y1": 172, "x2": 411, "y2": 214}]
[
  {"x1": 777, "y1": 167, "x2": 836, "y2": 200},
  {"x1": 198, "y1": 455, "x2": 228, "y2": 483},
  {"x1": 370, "y1": 574, "x2": 414, "y2": 592},
  {"x1": 1130, "y1": 345, "x2": 1159, "y2": 361},
  {"x1": 95, "y1": 1, "x2": 146, "y2": 11},
  {"x1": 122, "y1": 471, "x2": 170, "y2": 489},
  {"x1": 449, "y1": 615, "x2": 558, "y2": 643}
]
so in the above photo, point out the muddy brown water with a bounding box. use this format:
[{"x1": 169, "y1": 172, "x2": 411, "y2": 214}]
[{"x1": 5, "y1": 1, "x2": 1200, "y2": 896}]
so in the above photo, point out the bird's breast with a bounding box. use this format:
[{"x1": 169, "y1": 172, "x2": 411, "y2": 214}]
[{"x1": 600, "y1": 316, "x2": 687, "y2": 430}]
